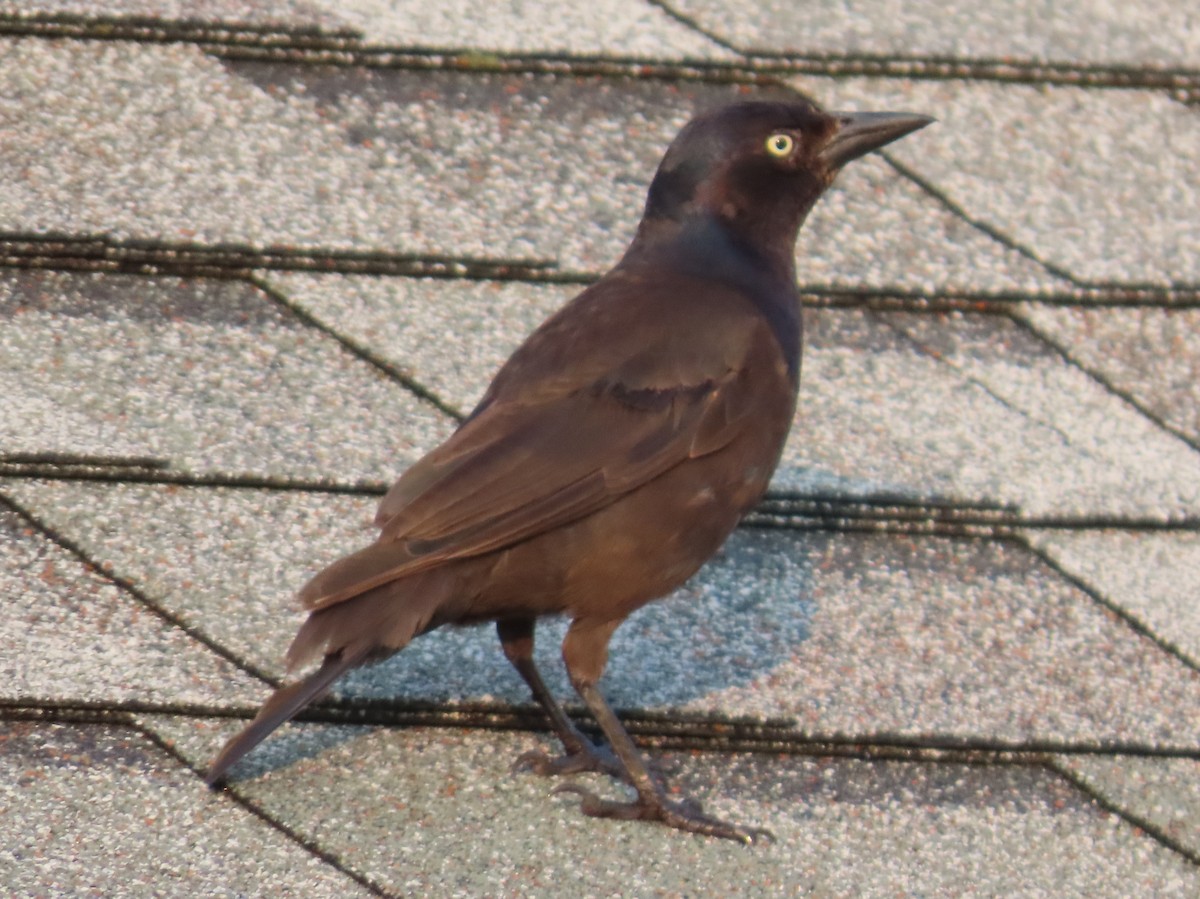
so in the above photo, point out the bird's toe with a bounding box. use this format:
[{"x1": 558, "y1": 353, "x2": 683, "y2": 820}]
[
  {"x1": 553, "y1": 783, "x2": 771, "y2": 844},
  {"x1": 512, "y1": 742, "x2": 627, "y2": 781}
]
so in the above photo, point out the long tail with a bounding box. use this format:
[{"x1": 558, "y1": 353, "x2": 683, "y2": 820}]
[
  {"x1": 206, "y1": 573, "x2": 448, "y2": 786},
  {"x1": 205, "y1": 650, "x2": 363, "y2": 786}
]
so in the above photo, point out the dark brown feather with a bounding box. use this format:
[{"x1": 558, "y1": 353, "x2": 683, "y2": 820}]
[
  {"x1": 298, "y1": 274, "x2": 766, "y2": 613},
  {"x1": 207, "y1": 101, "x2": 933, "y2": 839},
  {"x1": 206, "y1": 651, "x2": 361, "y2": 786}
]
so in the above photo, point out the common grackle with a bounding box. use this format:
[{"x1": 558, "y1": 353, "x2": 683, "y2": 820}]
[{"x1": 207, "y1": 99, "x2": 932, "y2": 843}]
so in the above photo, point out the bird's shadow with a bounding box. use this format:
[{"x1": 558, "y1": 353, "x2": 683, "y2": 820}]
[{"x1": 339, "y1": 528, "x2": 815, "y2": 709}]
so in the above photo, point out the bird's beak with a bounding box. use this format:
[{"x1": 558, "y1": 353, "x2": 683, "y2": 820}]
[{"x1": 817, "y1": 111, "x2": 935, "y2": 169}]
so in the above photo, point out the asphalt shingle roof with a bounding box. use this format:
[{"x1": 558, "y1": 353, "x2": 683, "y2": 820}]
[{"x1": 2, "y1": 3, "x2": 1198, "y2": 896}]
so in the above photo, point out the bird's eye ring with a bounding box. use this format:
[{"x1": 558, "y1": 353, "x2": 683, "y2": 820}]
[{"x1": 765, "y1": 133, "x2": 795, "y2": 158}]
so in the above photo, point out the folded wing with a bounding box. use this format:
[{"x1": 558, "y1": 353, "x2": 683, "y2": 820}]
[{"x1": 298, "y1": 275, "x2": 776, "y2": 613}]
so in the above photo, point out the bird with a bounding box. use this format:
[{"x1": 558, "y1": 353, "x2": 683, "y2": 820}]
[{"x1": 207, "y1": 98, "x2": 932, "y2": 843}]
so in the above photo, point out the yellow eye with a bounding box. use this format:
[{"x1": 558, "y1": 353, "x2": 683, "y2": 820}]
[{"x1": 765, "y1": 133, "x2": 795, "y2": 158}]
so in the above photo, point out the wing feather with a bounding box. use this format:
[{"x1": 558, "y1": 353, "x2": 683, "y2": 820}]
[{"x1": 299, "y1": 275, "x2": 776, "y2": 611}]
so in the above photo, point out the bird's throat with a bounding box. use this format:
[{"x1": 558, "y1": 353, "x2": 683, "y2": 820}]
[{"x1": 662, "y1": 216, "x2": 803, "y2": 380}]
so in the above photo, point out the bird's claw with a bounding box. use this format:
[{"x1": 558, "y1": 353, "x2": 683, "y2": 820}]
[
  {"x1": 512, "y1": 743, "x2": 627, "y2": 781},
  {"x1": 552, "y1": 783, "x2": 774, "y2": 845}
]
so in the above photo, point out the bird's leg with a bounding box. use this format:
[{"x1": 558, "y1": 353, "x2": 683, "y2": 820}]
[
  {"x1": 555, "y1": 618, "x2": 773, "y2": 844},
  {"x1": 496, "y1": 617, "x2": 626, "y2": 780}
]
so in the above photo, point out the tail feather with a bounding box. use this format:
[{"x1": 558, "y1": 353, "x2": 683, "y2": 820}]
[
  {"x1": 206, "y1": 651, "x2": 361, "y2": 786},
  {"x1": 285, "y1": 572, "x2": 446, "y2": 672},
  {"x1": 207, "y1": 575, "x2": 452, "y2": 786}
]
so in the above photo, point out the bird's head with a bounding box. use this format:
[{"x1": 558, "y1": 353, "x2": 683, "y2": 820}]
[{"x1": 635, "y1": 100, "x2": 933, "y2": 278}]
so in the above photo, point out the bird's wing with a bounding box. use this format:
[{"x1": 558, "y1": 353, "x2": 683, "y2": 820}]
[{"x1": 299, "y1": 274, "x2": 780, "y2": 611}]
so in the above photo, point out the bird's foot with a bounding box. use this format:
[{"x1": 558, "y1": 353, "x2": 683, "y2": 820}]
[
  {"x1": 513, "y1": 739, "x2": 627, "y2": 781},
  {"x1": 553, "y1": 783, "x2": 774, "y2": 845}
]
